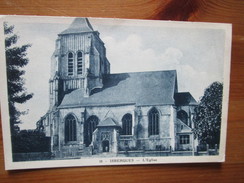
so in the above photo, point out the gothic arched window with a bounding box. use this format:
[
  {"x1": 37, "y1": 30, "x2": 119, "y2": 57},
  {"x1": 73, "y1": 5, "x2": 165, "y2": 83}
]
[
  {"x1": 77, "y1": 51, "x2": 83, "y2": 75},
  {"x1": 121, "y1": 113, "x2": 132, "y2": 135},
  {"x1": 65, "y1": 114, "x2": 77, "y2": 142},
  {"x1": 177, "y1": 110, "x2": 188, "y2": 125},
  {"x1": 68, "y1": 52, "x2": 74, "y2": 76},
  {"x1": 148, "y1": 107, "x2": 159, "y2": 136},
  {"x1": 85, "y1": 115, "x2": 99, "y2": 146}
]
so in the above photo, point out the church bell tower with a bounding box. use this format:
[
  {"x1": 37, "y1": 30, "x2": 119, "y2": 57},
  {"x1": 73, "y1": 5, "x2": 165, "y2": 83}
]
[{"x1": 49, "y1": 18, "x2": 110, "y2": 109}]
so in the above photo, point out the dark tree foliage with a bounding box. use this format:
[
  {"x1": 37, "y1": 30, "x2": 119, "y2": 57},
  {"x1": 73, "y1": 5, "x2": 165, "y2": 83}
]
[
  {"x1": 11, "y1": 130, "x2": 51, "y2": 153},
  {"x1": 4, "y1": 23, "x2": 33, "y2": 134},
  {"x1": 193, "y1": 82, "x2": 223, "y2": 148}
]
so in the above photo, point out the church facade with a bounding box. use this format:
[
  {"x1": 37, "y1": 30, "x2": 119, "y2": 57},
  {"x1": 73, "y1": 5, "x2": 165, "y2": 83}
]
[{"x1": 36, "y1": 18, "x2": 198, "y2": 158}]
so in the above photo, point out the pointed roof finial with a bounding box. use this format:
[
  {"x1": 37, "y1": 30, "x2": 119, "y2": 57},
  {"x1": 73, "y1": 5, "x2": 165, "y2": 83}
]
[{"x1": 59, "y1": 18, "x2": 94, "y2": 35}]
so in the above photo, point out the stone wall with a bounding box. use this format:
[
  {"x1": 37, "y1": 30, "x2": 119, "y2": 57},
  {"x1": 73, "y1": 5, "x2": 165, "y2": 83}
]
[
  {"x1": 59, "y1": 33, "x2": 92, "y2": 77},
  {"x1": 137, "y1": 105, "x2": 175, "y2": 150},
  {"x1": 56, "y1": 104, "x2": 136, "y2": 150},
  {"x1": 47, "y1": 104, "x2": 177, "y2": 154}
]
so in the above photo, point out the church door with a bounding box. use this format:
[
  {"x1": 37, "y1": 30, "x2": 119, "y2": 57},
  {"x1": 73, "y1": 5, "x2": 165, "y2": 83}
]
[{"x1": 102, "y1": 140, "x2": 109, "y2": 152}]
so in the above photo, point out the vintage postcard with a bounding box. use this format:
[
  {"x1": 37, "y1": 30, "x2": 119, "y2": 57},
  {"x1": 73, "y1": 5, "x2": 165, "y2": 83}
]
[{"x1": 0, "y1": 15, "x2": 231, "y2": 170}]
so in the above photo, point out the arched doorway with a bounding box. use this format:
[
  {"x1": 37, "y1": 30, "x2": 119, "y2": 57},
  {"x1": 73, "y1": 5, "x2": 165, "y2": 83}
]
[
  {"x1": 102, "y1": 140, "x2": 109, "y2": 152},
  {"x1": 84, "y1": 115, "x2": 99, "y2": 146}
]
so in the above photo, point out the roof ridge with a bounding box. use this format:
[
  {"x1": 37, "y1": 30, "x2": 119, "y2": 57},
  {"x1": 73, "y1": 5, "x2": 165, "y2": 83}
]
[
  {"x1": 176, "y1": 92, "x2": 190, "y2": 94},
  {"x1": 109, "y1": 70, "x2": 177, "y2": 76},
  {"x1": 97, "y1": 117, "x2": 120, "y2": 127}
]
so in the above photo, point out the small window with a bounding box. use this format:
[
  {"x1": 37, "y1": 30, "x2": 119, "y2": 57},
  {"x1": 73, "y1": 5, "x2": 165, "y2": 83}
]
[
  {"x1": 180, "y1": 135, "x2": 190, "y2": 144},
  {"x1": 99, "y1": 56, "x2": 103, "y2": 74},
  {"x1": 77, "y1": 51, "x2": 83, "y2": 75},
  {"x1": 68, "y1": 52, "x2": 74, "y2": 76},
  {"x1": 50, "y1": 81, "x2": 53, "y2": 94},
  {"x1": 45, "y1": 115, "x2": 49, "y2": 126}
]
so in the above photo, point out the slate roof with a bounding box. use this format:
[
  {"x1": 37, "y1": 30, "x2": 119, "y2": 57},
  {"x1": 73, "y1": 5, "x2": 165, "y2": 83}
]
[
  {"x1": 59, "y1": 70, "x2": 177, "y2": 108},
  {"x1": 59, "y1": 18, "x2": 94, "y2": 35},
  {"x1": 97, "y1": 118, "x2": 120, "y2": 128},
  {"x1": 174, "y1": 92, "x2": 198, "y2": 106}
]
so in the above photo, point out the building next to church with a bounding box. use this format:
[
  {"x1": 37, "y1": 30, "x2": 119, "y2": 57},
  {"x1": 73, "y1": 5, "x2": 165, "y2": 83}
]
[{"x1": 36, "y1": 18, "x2": 198, "y2": 158}]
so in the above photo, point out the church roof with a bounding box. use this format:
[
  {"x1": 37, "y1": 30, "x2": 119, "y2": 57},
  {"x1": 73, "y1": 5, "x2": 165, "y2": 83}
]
[
  {"x1": 174, "y1": 92, "x2": 198, "y2": 106},
  {"x1": 97, "y1": 118, "x2": 120, "y2": 128},
  {"x1": 59, "y1": 18, "x2": 94, "y2": 35},
  {"x1": 59, "y1": 70, "x2": 177, "y2": 108}
]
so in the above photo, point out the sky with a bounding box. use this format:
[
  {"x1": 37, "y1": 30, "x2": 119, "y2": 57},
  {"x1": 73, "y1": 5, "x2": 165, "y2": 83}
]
[{"x1": 3, "y1": 16, "x2": 226, "y2": 130}]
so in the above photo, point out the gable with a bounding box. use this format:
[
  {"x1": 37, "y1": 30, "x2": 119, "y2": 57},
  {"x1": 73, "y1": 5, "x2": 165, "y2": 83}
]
[
  {"x1": 97, "y1": 118, "x2": 120, "y2": 127},
  {"x1": 176, "y1": 119, "x2": 192, "y2": 133}
]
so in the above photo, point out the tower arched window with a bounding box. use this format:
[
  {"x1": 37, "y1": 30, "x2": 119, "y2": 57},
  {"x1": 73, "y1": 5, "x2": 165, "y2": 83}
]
[
  {"x1": 85, "y1": 115, "x2": 99, "y2": 146},
  {"x1": 65, "y1": 114, "x2": 77, "y2": 142},
  {"x1": 121, "y1": 113, "x2": 132, "y2": 135},
  {"x1": 68, "y1": 52, "x2": 74, "y2": 76},
  {"x1": 148, "y1": 107, "x2": 159, "y2": 136},
  {"x1": 77, "y1": 51, "x2": 83, "y2": 75}
]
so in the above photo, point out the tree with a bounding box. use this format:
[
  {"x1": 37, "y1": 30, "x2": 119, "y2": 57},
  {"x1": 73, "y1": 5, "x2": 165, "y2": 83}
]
[
  {"x1": 4, "y1": 23, "x2": 33, "y2": 134},
  {"x1": 193, "y1": 82, "x2": 223, "y2": 148},
  {"x1": 11, "y1": 130, "x2": 50, "y2": 153}
]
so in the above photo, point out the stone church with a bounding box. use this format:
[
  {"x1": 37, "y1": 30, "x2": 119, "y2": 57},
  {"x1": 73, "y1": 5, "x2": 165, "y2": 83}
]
[{"x1": 36, "y1": 18, "x2": 198, "y2": 157}]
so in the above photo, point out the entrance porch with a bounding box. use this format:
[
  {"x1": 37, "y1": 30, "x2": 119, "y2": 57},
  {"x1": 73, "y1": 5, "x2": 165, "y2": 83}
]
[{"x1": 91, "y1": 118, "x2": 121, "y2": 154}]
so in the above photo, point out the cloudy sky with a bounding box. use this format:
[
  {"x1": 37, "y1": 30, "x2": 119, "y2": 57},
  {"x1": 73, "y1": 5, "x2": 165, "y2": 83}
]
[{"x1": 4, "y1": 16, "x2": 226, "y2": 129}]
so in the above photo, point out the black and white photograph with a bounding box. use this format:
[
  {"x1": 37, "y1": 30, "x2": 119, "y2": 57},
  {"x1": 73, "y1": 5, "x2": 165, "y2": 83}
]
[{"x1": 0, "y1": 15, "x2": 231, "y2": 170}]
